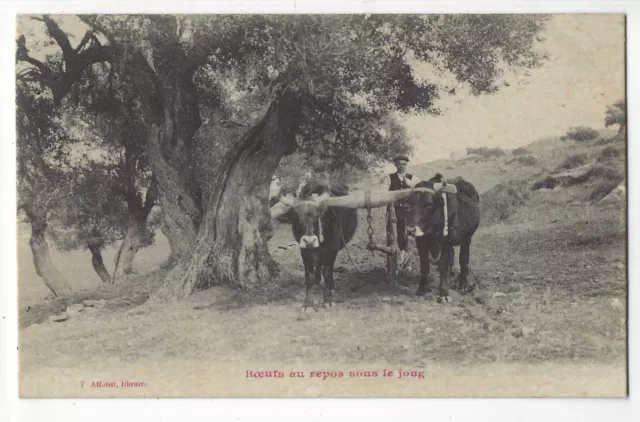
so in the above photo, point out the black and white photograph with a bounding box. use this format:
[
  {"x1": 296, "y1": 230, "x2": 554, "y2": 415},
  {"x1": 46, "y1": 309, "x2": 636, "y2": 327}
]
[{"x1": 9, "y1": 11, "x2": 628, "y2": 399}]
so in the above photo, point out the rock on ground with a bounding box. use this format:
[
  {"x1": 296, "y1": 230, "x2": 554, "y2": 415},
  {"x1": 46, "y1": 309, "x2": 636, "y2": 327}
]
[{"x1": 48, "y1": 313, "x2": 68, "y2": 323}]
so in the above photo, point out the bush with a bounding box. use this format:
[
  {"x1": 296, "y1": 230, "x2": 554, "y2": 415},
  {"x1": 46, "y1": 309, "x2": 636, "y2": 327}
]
[
  {"x1": 481, "y1": 180, "x2": 532, "y2": 224},
  {"x1": 563, "y1": 164, "x2": 623, "y2": 187},
  {"x1": 512, "y1": 147, "x2": 531, "y2": 156},
  {"x1": 597, "y1": 146, "x2": 621, "y2": 163},
  {"x1": 589, "y1": 180, "x2": 622, "y2": 202},
  {"x1": 562, "y1": 126, "x2": 600, "y2": 142},
  {"x1": 533, "y1": 162, "x2": 623, "y2": 191},
  {"x1": 556, "y1": 153, "x2": 589, "y2": 171},
  {"x1": 532, "y1": 176, "x2": 558, "y2": 190},
  {"x1": 467, "y1": 147, "x2": 506, "y2": 159},
  {"x1": 507, "y1": 155, "x2": 538, "y2": 167}
]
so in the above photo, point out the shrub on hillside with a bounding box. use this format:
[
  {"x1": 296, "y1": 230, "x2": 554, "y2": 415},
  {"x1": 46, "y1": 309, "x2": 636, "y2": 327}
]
[
  {"x1": 467, "y1": 146, "x2": 506, "y2": 159},
  {"x1": 597, "y1": 146, "x2": 622, "y2": 163},
  {"x1": 512, "y1": 147, "x2": 531, "y2": 156},
  {"x1": 563, "y1": 164, "x2": 623, "y2": 187},
  {"x1": 585, "y1": 164, "x2": 623, "y2": 181},
  {"x1": 481, "y1": 180, "x2": 532, "y2": 224},
  {"x1": 561, "y1": 126, "x2": 600, "y2": 142},
  {"x1": 594, "y1": 135, "x2": 622, "y2": 146},
  {"x1": 532, "y1": 176, "x2": 558, "y2": 190},
  {"x1": 507, "y1": 154, "x2": 539, "y2": 167},
  {"x1": 589, "y1": 180, "x2": 623, "y2": 202},
  {"x1": 556, "y1": 153, "x2": 589, "y2": 171},
  {"x1": 533, "y1": 162, "x2": 623, "y2": 191}
]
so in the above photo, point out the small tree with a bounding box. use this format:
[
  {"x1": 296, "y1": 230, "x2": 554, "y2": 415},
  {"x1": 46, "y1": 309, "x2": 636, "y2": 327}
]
[
  {"x1": 16, "y1": 82, "x2": 72, "y2": 296},
  {"x1": 562, "y1": 126, "x2": 600, "y2": 142},
  {"x1": 48, "y1": 163, "x2": 128, "y2": 283},
  {"x1": 66, "y1": 66, "x2": 160, "y2": 281},
  {"x1": 605, "y1": 99, "x2": 626, "y2": 134}
]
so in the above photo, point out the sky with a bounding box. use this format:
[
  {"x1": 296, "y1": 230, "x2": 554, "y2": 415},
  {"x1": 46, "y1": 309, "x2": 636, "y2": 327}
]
[{"x1": 400, "y1": 14, "x2": 626, "y2": 165}]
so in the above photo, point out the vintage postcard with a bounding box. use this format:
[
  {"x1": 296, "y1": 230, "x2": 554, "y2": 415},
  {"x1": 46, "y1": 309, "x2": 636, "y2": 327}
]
[{"x1": 13, "y1": 12, "x2": 627, "y2": 399}]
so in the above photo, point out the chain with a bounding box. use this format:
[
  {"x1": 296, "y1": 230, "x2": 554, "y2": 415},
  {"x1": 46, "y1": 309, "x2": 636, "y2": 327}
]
[{"x1": 365, "y1": 191, "x2": 374, "y2": 255}]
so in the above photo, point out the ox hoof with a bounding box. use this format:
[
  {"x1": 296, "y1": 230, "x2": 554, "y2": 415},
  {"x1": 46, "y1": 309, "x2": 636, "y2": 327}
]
[
  {"x1": 437, "y1": 296, "x2": 453, "y2": 304},
  {"x1": 459, "y1": 285, "x2": 473, "y2": 294}
]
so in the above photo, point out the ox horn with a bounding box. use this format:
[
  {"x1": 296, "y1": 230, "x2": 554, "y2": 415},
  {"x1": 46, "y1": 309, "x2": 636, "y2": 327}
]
[
  {"x1": 323, "y1": 187, "x2": 435, "y2": 209},
  {"x1": 270, "y1": 194, "x2": 296, "y2": 219}
]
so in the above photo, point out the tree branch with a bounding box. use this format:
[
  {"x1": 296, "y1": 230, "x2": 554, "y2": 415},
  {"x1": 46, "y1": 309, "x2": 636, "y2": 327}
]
[
  {"x1": 77, "y1": 15, "x2": 117, "y2": 46},
  {"x1": 42, "y1": 15, "x2": 74, "y2": 63},
  {"x1": 142, "y1": 176, "x2": 158, "y2": 216},
  {"x1": 17, "y1": 15, "x2": 116, "y2": 104}
]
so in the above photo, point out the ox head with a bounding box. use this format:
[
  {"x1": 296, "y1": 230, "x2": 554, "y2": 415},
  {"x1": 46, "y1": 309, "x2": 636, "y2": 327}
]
[
  {"x1": 399, "y1": 180, "x2": 457, "y2": 239},
  {"x1": 292, "y1": 194, "x2": 330, "y2": 249},
  {"x1": 270, "y1": 184, "x2": 333, "y2": 250}
]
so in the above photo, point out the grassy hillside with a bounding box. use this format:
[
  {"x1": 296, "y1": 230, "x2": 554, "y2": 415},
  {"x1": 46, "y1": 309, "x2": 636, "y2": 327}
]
[{"x1": 358, "y1": 128, "x2": 623, "y2": 194}]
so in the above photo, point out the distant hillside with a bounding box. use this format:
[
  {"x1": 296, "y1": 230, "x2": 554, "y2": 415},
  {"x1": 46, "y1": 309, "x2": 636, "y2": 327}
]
[{"x1": 358, "y1": 128, "x2": 623, "y2": 194}]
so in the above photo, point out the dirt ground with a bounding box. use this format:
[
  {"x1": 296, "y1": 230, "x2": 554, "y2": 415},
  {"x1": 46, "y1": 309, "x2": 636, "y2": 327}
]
[{"x1": 17, "y1": 138, "x2": 627, "y2": 398}]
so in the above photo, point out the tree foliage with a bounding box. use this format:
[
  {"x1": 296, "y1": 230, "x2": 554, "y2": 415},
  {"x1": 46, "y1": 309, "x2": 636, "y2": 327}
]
[
  {"x1": 605, "y1": 99, "x2": 626, "y2": 134},
  {"x1": 47, "y1": 161, "x2": 128, "y2": 251},
  {"x1": 16, "y1": 81, "x2": 70, "y2": 216}
]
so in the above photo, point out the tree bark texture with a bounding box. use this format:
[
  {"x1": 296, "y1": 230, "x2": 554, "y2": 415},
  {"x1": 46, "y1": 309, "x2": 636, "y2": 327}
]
[
  {"x1": 88, "y1": 243, "x2": 112, "y2": 283},
  {"x1": 130, "y1": 49, "x2": 203, "y2": 265},
  {"x1": 25, "y1": 208, "x2": 72, "y2": 297},
  {"x1": 154, "y1": 90, "x2": 302, "y2": 300},
  {"x1": 112, "y1": 176, "x2": 158, "y2": 282}
]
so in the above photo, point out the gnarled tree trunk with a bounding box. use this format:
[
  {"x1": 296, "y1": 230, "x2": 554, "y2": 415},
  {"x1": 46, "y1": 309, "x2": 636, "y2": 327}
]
[
  {"x1": 129, "y1": 49, "x2": 203, "y2": 266},
  {"x1": 153, "y1": 90, "x2": 301, "y2": 300},
  {"x1": 25, "y1": 208, "x2": 72, "y2": 297},
  {"x1": 88, "y1": 242, "x2": 111, "y2": 283},
  {"x1": 113, "y1": 176, "x2": 158, "y2": 282},
  {"x1": 113, "y1": 224, "x2": 144, "y2": 280}
]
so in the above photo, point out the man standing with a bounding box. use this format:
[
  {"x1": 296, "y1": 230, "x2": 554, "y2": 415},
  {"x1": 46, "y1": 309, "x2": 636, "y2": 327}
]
[{"x1": 387, "y1": 155, "x2": 420, "y2": 267}]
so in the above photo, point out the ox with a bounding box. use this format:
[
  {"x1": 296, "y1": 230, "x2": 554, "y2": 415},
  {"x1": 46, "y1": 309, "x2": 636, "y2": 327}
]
[
  {"x1": 271, "y1": 180, "x2": 358, "y2": 309},
  {"x1": 398, "y1": 174, "x2": 480, "y2": 302}
]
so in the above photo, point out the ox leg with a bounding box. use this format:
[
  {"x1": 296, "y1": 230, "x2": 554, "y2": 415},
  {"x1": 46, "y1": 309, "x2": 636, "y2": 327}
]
[
  {"x1": 416, "y1": 237, "x2": 431, "y2": 296},
  {"x1": 449, "y1": 248, "x2": 456, "y2": 277},
  {"x1": 437, "y1": 243, "x2": 454, "y2": 303},
  {"x1": 322, "y1": 249, "x2": 339, "y2": 307},
  {"x1": 301, "y1": 249, "x2": 315, "y2": 282},
  {"x1": 458, "y1": 238, "x2": 472, "y2": 293},
  {"x1": 301, "y1": 249, "x2": 316, "y2": 310}
]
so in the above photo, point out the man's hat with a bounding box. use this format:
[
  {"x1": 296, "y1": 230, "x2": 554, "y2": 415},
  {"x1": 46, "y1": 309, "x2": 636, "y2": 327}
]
[{"x1": 393, "y1": 154, "x2": 410, "y2": 163}]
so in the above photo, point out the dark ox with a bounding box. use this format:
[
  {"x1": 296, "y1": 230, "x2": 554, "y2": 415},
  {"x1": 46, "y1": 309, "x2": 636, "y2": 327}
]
[
  {"x1": 397, "y1": 174, "x2": 480, "y2": 302},
  {"x1": 275, "y1": 180, "x2": 358, "y2": 309}
]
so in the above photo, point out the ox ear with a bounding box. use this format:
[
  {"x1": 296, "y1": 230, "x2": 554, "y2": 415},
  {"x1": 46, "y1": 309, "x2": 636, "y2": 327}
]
[{"x1": 434, "y1": 183, "x2": 457, "y2": 194}]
